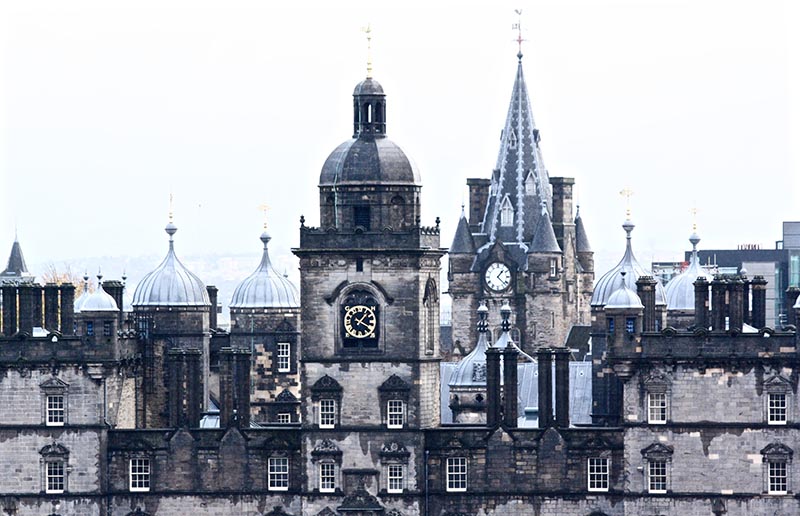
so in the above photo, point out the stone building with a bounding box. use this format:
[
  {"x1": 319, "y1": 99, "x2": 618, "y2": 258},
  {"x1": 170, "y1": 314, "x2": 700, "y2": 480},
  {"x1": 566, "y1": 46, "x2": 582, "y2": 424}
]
[{"x1": 2, "y1": 50, "x2": 800, "y2": 516}]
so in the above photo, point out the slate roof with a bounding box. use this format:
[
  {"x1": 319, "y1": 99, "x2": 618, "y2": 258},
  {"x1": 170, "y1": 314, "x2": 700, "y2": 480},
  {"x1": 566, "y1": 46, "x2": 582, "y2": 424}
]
[
  {"x1": 449, "y1": 210, "x2": 475, "y2": 254},
  {"x1": 575, "y1": 208, "x2": 592, "y2": 253},
  {"x1": 230, "y1": 232, "x2": 299, "y2": 309},
  {"x1": 1, "y1": 238, "x2": 34, "y2": 283}
]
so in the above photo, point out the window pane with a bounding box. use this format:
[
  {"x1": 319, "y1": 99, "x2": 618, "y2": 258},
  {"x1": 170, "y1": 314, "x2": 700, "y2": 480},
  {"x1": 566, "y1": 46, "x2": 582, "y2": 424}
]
[
  {"x1": 769, "y1": 461, "x2": 787, "y2": 494},
  {"x1": 47, "y1": 395, "x2": 65, "y2": 426},
  {"x1": 269, "y1": 457, "x2": 289, "y2": 490},
  {"x1": 648, "y1": 460, "x2": 667, "y2": 493},
  {"x1": 648, "y1": 392, "x2": 667, "y2": 424},
  {"x1": 446, "y1": 457, "x2": 467, "y2": 492},
  {"x1": 769, "y1": 393, "x2": 787, "y2": 424},
  {"x1": 277, "y1": 413, "x2": 291, "y2": 424},
  {"x1": 46, "y1": 461, "x2": 65, "y2": 493},
  {"x1": 277, "y1": 342, "x2": 290, "y2": 372},
  {"x1": 129, "y1": 458, "x2": 150, "y2": 491},
  {"x1": 387, "y1": 464, "x2": 404, "y2": 493},
  {"x1": 319, "y1": 399, "x2": 336, "y2": 428},
  {"x1": 588, "y1": 457, "x2": 609, "y2": 491},
  {"x1": 319, "y1": 463, "x2": 336, "y2": 492},
  {"x1": 387, "y1": 400, "x2": 404, "y2": 428}
]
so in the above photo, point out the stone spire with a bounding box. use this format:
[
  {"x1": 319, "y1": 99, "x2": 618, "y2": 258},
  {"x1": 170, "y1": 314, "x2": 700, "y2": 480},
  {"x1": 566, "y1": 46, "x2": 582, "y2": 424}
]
[
  {"x1": 450, "y1": 207, "x2": 476, "y2": 254},
  {"x1": 1, "y1": 235, "x2": 33, "y2": 284},
  {"x1": 575, "y1": 206, "x2": 591, "y2": 253},
  {"x1": 481, "y1": 54, "x2": 552, "y2": 248},
  {"x1": 529, "y1": 202, "x2": 561, "y2": 254}
]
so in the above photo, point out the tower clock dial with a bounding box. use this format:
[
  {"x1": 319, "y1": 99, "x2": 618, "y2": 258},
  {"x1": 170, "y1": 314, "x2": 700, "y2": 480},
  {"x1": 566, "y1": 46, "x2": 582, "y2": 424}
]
[
  {"x1": 485, "y1": 262, "x2": 511, "y2": 292},
  {"x1": 343, "y1": 305, "x2": 377, "y2": 339}
]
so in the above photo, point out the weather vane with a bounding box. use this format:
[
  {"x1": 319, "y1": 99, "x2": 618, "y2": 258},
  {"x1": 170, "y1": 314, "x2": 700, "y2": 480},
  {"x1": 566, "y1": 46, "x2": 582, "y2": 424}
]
[
  {"x1": 619, "y1": 187, "x2": 634, "y2": 219},
  {"x1": 362, "y1": 24, "x2": 373, "y2": 78},
  {"x1": 258, "y1": 204, "x2": 271, "y2": 230},
  {"x1": 513, "y1": 9, "x2": 526, "y2": 58}
]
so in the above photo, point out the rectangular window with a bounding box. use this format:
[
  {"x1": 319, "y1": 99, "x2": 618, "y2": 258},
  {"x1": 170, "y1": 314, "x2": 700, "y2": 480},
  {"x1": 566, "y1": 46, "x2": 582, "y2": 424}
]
[
  {"x1": 268, "y1": 457, "x2": 289, "y2": 491},
  {"x1": 103, "y1": 320, "x2": 112, "y2": 336},
  {"x1": 647, "y1": 392, "x2": 668, "y2": 424},
  {"x1": 768, "y1": 393, "x2": 788, "y2": 424},
  {"x1": 588, "y1": 457, "x2": 610, "y2": 492},
  {"x1": 387, "y1": 400, "x2": 405, "y2": 429},
  {"x1": 647, "y1": 460, "x2": 667, "y2": 493},
  {"x1": 446, "y1": 457, "x2": 468, "y2": 492},
  {"x1": 769, "y1": 461, "x2": 788, "y2": 494},
  {"x1": 387, "y1": 464, "x2": 405, "y2": 493},
  {"x1": 549, "y1": 258, "x2": 558, "y2": 278},
  {"x1": 607, "y1": 317, "x2": 615, "y2": 335},
  {"x1": 129, "y1": 458, "x2": 150, "y2": 492},
  {"x1": 276, "y1": 342, "x2": 291, "y2": 372},
  {"x1": 319, "y1": 399, "x2": 336, "y2": 428},
  {"x1": 354, "y1": 206, "x2": 371, "y2": 230},
  {"x1": 46, "y1": 461, "x2": 65, "y2": 493},
  {"x1": 277, "y1": 413, "x2": 291, "y2": 424},
  {"x1": 625, "y1": 317, "x2": 636, "y2": 334},
  {"x1": 85, "y1": 321, "x2": 94, "y2": 336},
  {"x1": 319, "y1": 462, "x2": 336, "y2": 492},
  {"x1": 46, "y1": 395, "x2": 65, "y2": 426}
]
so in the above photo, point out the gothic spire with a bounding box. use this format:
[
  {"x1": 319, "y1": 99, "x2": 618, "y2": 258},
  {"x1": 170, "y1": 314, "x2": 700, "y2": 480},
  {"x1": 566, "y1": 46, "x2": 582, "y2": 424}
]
[{"x1": 450, "y1": 208, "x2": 476, "y2": 254}]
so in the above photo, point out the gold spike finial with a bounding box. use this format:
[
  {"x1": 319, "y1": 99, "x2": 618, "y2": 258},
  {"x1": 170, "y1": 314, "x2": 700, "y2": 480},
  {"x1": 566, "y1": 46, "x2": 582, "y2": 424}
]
[
  {"x1": 513, "y1": 9, "x2": 526, "y2": 58},
  {"x1": 258, "y1": 204, "x2": 271, "y2": 230},
  {"x1": 619, "y1": 187, "x2": 634, "y2": 219},
  {"x1": 690, "y1": 206, "x2": 698, "y2": 232},
  {"x1": 362, "y1": 24, "x2": 373, "y2": 78},
  {"x1": 168, "y1": 192, "x2": 174, "y2": 223}
]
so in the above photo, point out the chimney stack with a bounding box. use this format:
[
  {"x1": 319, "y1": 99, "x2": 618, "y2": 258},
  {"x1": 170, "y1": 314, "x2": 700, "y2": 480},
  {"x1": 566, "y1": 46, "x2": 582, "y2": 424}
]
[
  {"x1": 554, "y1": 348, "x2": 570, "y2": 428},
  {"x1": 466, "y1": 178, "x2": 491, "y2": 229},
  {"x1": 207, "y1": 285, "x2": 218, "y2": 330},
  {"x1": 694, "y1": 277, "x2": 709, "y2": 329},
  {"x1": 750, "y1": 276, "x2": 768, "y2": 328},
  {"x1": 59, "y1": 284, "x2": 75, "y2": 335},
  {"x1": 636, "y1": 276, "x2": 658, "y2": 332},
  {"x1": 1, "y1": 286, "x2": 17, "y2": 336},
  {"x1": 710, "y1": 277, "x2": 727, "y2": 331},
  {"x1": 537, "y1": 348, "x2": 553, "y2": 428},
  {"x1": 502, "y1": 346, "x2": 519, "y2": 428}
]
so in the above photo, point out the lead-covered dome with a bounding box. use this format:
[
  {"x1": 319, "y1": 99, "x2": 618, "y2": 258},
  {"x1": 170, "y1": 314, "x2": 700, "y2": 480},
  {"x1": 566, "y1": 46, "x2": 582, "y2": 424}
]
[
  {"x1": 81, "y1": 275, "x2": 119, "y2": 312},
  {"x1": 319, "y1": 138, "x2": 421, "y2": 186},
  {"x1": 591, "y1": 219, "x2": 666, "y2": 307},
  {"x1": 665, "y1": 231, "x2": 712, "y2": 311},
  {"x1": 132, "y1": 222, "x2": 210, "y2": 307},
  {"x1": 230, "y1": 232, "x2": 299, "y2": 309},
  {"x1": 450, "y1": 304, "x2": 490, "y2": 388},
  {"x1": 605, "y1": 273, "x2": 644, "y2": 310}
]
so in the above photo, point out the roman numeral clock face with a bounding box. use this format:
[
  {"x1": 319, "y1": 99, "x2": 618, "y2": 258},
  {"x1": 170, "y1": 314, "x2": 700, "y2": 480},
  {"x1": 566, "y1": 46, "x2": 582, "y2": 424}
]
[
  {"x1": 343, "y1": 305, "x2": 377, "y2": 339},
  {"x1": 485, "y1": 262, "x2": 511, "y2": 292}
]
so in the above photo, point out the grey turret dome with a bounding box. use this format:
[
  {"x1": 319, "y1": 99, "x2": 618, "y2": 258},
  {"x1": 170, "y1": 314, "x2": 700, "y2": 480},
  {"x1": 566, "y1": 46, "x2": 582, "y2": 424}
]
[
  {"x1": 319, "y1": 138, "x2": 421, "y2": 186},
  {"x1": 230, "y1": 232, "x2": 299, "y2": 309},
  {"x1": 605, "y1": 274, "x2": 644, "y2": 310},
  {"x1": 73, "y1": 272, "x2": 91, "y2": 313},
  {"x1": 132, "y1": 222, "x2": 210, "y2": 307},
  {"x1": 450, "y1": 304, "x2": 490, "y2": 387},
  {"x1": 353, "y1": 77, "x2": 384, "y2": 96},
  {"x1": 665, "y1": 231, "x2": 712, "y2": 311},
  {"x1": 81, "y1": 275, "x2": 119, "y2": 312},
  {"x1": 591, "y1": 219, "x2": 666, "y2": 306}
]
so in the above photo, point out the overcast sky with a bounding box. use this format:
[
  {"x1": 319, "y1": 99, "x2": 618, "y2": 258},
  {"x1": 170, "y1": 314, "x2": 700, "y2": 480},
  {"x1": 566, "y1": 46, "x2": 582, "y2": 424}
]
[{"x1": 2, "y1": 0, "x2": 798, "y2": 283}]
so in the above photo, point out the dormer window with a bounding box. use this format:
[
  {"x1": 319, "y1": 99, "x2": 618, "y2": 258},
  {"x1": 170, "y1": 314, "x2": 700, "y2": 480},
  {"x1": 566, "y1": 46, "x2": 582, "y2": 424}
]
[
  {"x1": 524, "y1": 171, "x2": 536, "y2": 196},
  {"x1": 508, "y1": 128, "x2": 518, "y2": 149},
  {"x1": 500, "y1": 196, "x2": 514, "y2": 227}
]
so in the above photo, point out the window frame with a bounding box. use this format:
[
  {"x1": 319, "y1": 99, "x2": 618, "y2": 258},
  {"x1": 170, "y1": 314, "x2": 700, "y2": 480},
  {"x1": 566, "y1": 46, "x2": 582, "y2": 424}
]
[
  {"x1": 500, "y1": 196, "x2": 514, "y2": 227},
  {"x1": 768, "y1": 392, "x2": 788, "y2": 425},
  {"x1": 276, "y1": 342, "x2": 291, "y2": 373},
  {"x1": 46, "y1": 460, "x2": 66, "y2": 494},
  {"x1": 549, "y1": 258, "x2": 558, "y2": 278},
  {"x1": 386, "y1": 463, "x2": 405, "y2": 494},
  {"x1": 277, "y1": 413, "x2": 291, "y2": 424},
  {"x1": 319, "y1": 399, "x2": 337, "y2": 429},
  {"x1": 587, "y1": 457, "x2": 610, "y2": 492},
  {"x1": 647, "y1": 459, "x2": 668, "y2": 494},
  {"x1": 268, "y1": 457, "x2": 290, "y2": 492},
  {"x1": 446, "y1": 456, "x2": 468, "y2": 492},
  {"x1": 647, "y1": 392, "x2": 668, "y2": 425},
  {"x1": 46, "y1": 394, "x2": 65, "y2": 427},
  {"x1": 387, "y1": 399, "x2": 405, "y2": 429},
  {"x1": 319, "y1": 461, "x2": 337, "y2": 493},
  {"x1": 768, "y1": 460, "x2": 788, "y2": 495},
  {"x1": 129, "y1": 457, "x2": 151, "y2": 493}
]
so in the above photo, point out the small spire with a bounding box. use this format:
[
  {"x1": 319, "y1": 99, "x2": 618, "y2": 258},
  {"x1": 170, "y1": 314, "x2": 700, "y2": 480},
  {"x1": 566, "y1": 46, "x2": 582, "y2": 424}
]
[
  {"x1": 97, "y1": 268, "x2": 103, "y2": 288},
  {"x1": 500, "y1": 301, "x2": 512, "y2": 332},
  {"x1": 362, "y1": 24, "x2": 373, "y2": 78},
  {"x1": 619, "y1": 187, "x2": 634, "y2": 221},
  {"x1": 477, "y1": 301, "x2": 489, "y2": 334},
  {"x1": 259, "y1": 203, "x2": 270, "y2": 231},
  {"x1": 165, "y1": 194, "x2": 177, "y2": 242}
]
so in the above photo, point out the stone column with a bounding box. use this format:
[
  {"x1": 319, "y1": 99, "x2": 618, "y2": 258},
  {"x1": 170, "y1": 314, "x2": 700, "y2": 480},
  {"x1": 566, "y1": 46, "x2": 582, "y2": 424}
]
[
  {"x1": 486, "y1": 347, "x2": 502, "y2": 428},
  {"x1": 694, "y1": 277, "x2": 709, "y2": 329},
  {"x1": 537, "y1": 348, "x2": 553, "y2": 428},
  {"x1": 751, "y1": 276, "x2": 767, "y2": 328},
  {"x1": 44, "y1": 283, "x2": 60, "y2": 331},
  {"x1": 728, "y1": 278, "x2": 744, "y2": 332},
  {"x1": 502, "y1": 346, "x2": 518, "y2": 428},
  {"x1": 554, "y1": 348, "x2": 571, "y2": 428},
  {"x1": 186, "y1": 349, "x2": 203, "y2": 428}
]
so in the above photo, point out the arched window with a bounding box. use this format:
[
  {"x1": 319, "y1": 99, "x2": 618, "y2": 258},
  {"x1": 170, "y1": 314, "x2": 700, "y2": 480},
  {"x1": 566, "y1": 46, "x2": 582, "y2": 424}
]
[
  {"x1": 500, "y1": 196, "x2": 514, "y2": 227},
  {"x1": 423, "y1": 278, "x2": 438, "y2": 354}
]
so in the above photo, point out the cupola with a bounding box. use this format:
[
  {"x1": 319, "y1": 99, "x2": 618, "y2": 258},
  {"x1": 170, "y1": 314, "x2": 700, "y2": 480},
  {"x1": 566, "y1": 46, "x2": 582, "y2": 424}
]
[{"x1": 230, "y1": 231, "x2": 299, "y2": 309}]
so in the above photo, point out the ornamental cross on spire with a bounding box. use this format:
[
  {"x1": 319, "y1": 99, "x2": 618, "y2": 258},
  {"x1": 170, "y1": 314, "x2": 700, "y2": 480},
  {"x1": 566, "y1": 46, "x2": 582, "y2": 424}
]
[
  {"x1": 513, "y1": 9, "x2": 526, "y2": 59},
  {"x1": 619, "y1": 187, "x2": 634, "y2": 219},
  {"x1": 168, "y1": 192, "x2": 174, "y2": 223},
  {"x1": 258, "y1": 203, "x2": 271, "y2": 230},
  {"x1": 690, "y1": 206, "x2": 698, "y2": 232},
  {"x1": 362, "y1": 24, "x2": 373, "y2": 78}
]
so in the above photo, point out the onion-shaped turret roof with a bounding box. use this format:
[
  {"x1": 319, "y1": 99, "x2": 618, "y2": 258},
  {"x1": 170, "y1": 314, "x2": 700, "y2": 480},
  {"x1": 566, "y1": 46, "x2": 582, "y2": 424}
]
[
  {"x1": 591, "y1": 219, "x2": 666, "y2": 307},
  {"x1": 132, "y1": 222, "x2": 210, "y2": 307},
  {"x1": 450, "y1": 303, "x2": 490, "y2": 388},
  {"x1": 605, "y1": 273, "x2": 644, "y2": 310},
  {"x1": 73, "y1": 272, "x2": 91, "y2": 313},
  {"x1": 81, "y1": 274, "x2": 119, "y2": 312},
  {"x1": 230, "y1": 232, "x2": 299, "y2": 309},
  {"x1": 665, "y1": 231, "x2": 712, "y2": 311}
]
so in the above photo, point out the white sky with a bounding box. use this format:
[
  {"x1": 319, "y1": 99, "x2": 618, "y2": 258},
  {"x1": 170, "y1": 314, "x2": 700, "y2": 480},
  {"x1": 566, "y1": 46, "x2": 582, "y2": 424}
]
[{"x1": 2, "y1": 0, "x2": 799, "y2": 281}]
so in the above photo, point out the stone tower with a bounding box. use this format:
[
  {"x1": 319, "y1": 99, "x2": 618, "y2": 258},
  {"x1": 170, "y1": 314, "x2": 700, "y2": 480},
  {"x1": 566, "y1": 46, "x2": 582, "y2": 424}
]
[{"x1": 448, "y1": 53, "x2": 594, "y2": 355}]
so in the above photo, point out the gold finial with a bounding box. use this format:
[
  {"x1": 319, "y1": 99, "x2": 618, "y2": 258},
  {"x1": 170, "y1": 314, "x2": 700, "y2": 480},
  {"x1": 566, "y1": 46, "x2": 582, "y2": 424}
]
[
  {"x1": 258, "y1": 204, "x2": 271, "y2": 230},
  {"x1": 619, "y1": 187, "x2": 634, "y2": 219},
  {"x1": 168, "y1": 192, "x2": 174, "y2": 223},
  {"x1": 690, "y1": 206, "x2": 698, "y2": 232},
  {"x1": 362, "y1": 24, "x2": 373, "y2": 78},
  {"x1": 513, "y1": 9, "x2": 526, "y2": 59}
]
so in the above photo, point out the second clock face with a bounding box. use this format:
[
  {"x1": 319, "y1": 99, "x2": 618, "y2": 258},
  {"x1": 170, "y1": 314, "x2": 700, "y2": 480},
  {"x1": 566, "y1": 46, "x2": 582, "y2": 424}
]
[
  {"x1": 343, "y1": 305, "x2": 377, "y2": 339},
  {"x1": 485, "y1": 262, "x2": 511, "y2": 292}
]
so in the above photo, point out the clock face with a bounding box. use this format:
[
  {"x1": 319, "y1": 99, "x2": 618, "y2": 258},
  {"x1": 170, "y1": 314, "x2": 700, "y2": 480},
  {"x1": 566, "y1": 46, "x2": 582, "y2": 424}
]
[
  {"x1": 343, "y1": 305, "x2": 377, "y2": 339},
  {"x1": 485, "y1": 262, "x2": 511, "y2": 292}
]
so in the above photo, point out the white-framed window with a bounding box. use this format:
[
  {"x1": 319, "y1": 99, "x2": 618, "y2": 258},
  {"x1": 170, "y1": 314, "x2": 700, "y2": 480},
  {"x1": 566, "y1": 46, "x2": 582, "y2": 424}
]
[
  {"x1": 268, "y1": 457, "x2": 289, "y2": 491},
  {"x1": 319, "y1": 399, "x2": 336, "y2": 428},
  {"x1": 46, "y1": 394, "x2": 65, "y2": 426},
  {"x1": 647, "y1": 392, "x2": 668, "y2": 424},
  {"x1": 387, "y1": 400, "x2": 405, "y2": 429},
  {"x1": 769, "y1": 460, "x2": 788, "y2": 494},
  {"x1": 446, "y1": 457, "x2": 468, "y2": 492},
  {"x1": 588, "y1": 457, "x2": 609, "y2": 492},
  {"x1": 129, "y1": 458, "x2": 150, "y2": 492},
  {"x1": 276, "y1": 342, "x2": 290, "y2": 372},
  {"x1": 549, "y1": 258, "x2": 558, "y2": 278},
  {"x1": 647, "y1": 460, "x2": 667, "y2": 493},
  {"x1": 46, "y1": 461, "x2": 65, "y2": 494},
  {"x1": 319, "y1": 462, "x2": 336, "y2": 492},
  {"x1": 277, "y1": 413, "x2": 291, "y2": 424},
  {"x1": 500, "y1": 196, "x2": 514, "y2": 227},
  {"x1": 387, "y1": 464, "x2": 405, "y2": 493},
  {"x1": 768, "y1": 393, "x2": 788, "y2": 425}
]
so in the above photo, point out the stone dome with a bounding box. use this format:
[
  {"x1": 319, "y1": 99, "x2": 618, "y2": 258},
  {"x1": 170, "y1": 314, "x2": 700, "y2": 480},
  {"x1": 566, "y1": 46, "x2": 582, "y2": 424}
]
[
  {"x1": 132, "y1": 222, "x2": 210, "y2": 307},
  {"x1": 81, "y1": 276, "x2": 119, "y2": 312},
  {"x1": 665, "y1": 232, "x2": 712, "y2": 311},
  {"x1": 591, "y1": 219, "x2": 666, "y2": 307},
  {"x1": 353, "y1": 77, "x2": 384, "y2": 96},
  {"x1": 319, "y1": 137, "x2": 421, "y2": 186},
  {"x1": 605, "y1": 274, "x2": 644, "y2": 310},
  {"x1": 230, "y1": 232, "x2": 299, "y2": 309}
]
